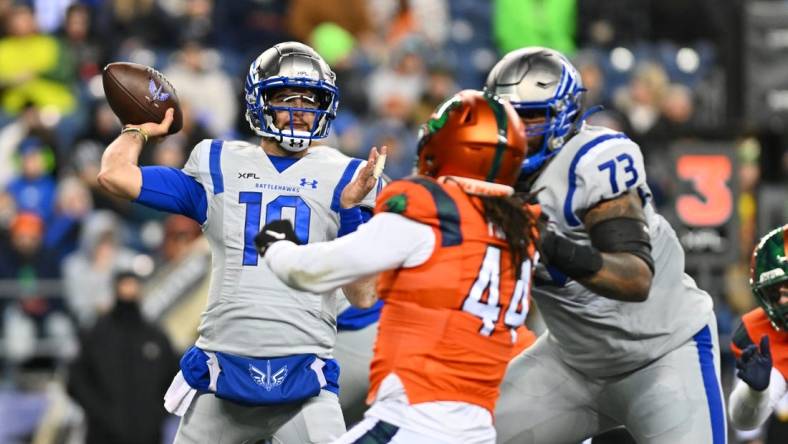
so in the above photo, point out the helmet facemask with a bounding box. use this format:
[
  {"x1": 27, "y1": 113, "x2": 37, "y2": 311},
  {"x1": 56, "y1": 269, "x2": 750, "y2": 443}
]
[
  {"x1": 244, "y1": 43, "x2": 339, "y2": 152},
  {"x1": 247, "y1": 80, "x2": 338, "y2": 152},
  {"x1": 485, "y1": 47, "x2": 585, "y2": 177},
  {"x1": 510, "y1": 81, "x2": 584, "y2": 176},
  {"x1": 750, "y1": 224, "x2": 788, "y2": 331}
]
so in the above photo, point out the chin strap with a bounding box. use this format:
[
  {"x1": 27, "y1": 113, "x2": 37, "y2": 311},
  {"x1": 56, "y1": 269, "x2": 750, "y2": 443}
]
[{"x1": 438, "y1": 176, "x2": 514, "y2": 197}]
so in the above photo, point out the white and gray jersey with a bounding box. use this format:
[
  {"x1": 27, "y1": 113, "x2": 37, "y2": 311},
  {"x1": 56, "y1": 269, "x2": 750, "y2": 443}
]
[
  {"x1": 532, "y1": 124, "x2": 713, "y2": 377},
  {"x1": 182, "y1": 140, "x2": 378, "y2": 358}
]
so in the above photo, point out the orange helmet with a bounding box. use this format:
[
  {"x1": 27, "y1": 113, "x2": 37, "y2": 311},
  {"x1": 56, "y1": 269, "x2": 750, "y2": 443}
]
[{"x1": 416, "y1": 89, "x2": 527, "y2": 186}]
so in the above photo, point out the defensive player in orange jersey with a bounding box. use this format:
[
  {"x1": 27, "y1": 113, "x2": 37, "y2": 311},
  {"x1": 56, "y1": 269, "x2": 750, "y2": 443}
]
[
  {"x1": 729, "y1": 224, "x2": 788, "y2": 431},
  {"x1": 254, "y1": 89, "x2": 538, "y2": 443}
]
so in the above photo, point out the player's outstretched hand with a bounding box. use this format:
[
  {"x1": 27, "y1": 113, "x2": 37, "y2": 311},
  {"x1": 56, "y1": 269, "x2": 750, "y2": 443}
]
[
  {"x1": 736, "y1": 335, "x2": 772, "y2": 392},
  {"x1": 339, "y1": 145, "x2": 387, "y2": 209},
  {"x1": 255, "y1": 220, "x2": 301, "y2": 257}
]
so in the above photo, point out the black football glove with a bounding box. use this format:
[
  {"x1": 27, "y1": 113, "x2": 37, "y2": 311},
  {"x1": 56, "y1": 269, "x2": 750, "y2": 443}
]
[
  {"x1": 736, "y1": 335, "x2": 772, "y2": 392},
  {"x1": 254, "y1": 220, "x2": 301, "y2": 257},
  {"x1": 538, "y1": 222, "x2": 603, "y2": 281}
]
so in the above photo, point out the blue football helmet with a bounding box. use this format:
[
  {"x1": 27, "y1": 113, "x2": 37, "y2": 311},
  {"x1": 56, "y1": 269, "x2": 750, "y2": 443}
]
[
  {"x1": 244, "y1": 42, "x2": 339, "y2": 151},
  {"x1": 485, "y1": 47, "x2": 585, "y2": 176}
]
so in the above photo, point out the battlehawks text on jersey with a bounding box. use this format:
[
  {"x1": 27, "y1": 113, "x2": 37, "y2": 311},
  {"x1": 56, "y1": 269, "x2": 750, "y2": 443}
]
[
  {"x1": 183, "y1": 140, "x2": 378, "y2": 358},
  {"x1": 369, "y1": 177, "x2": 537, "y2": 413},
  {"x1": 531, "y1": 124, "x2": 713, "y2": 377}
]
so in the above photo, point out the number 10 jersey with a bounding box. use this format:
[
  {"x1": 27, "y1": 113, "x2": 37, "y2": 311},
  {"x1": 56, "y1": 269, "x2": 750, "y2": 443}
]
[{"x1": 182, "y1": 139, "x2": 377, "y2": 359}]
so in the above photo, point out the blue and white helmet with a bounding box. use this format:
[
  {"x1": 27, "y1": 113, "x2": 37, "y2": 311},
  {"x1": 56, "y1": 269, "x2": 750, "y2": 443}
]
[
  {"x1": 244, "y1": 42, "x2": 340, "y2": 151},
  {"x1": 485, "y1": 47, "x2": 584, "y2": 176}
]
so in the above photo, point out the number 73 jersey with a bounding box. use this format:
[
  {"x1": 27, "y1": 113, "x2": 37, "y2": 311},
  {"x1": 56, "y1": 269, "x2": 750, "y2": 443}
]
[
  {"x1": 530, "y1": 124, "x2": 713, "y2": 377},
  {"x1": 182, "y1": 140, "x2": 378, "y2": 359},
  {"x1": 370, "y1": 177, "x2": 537, "y2": 414}
]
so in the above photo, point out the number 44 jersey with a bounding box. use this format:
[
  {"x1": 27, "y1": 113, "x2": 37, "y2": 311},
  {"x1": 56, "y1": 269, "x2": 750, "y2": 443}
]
[
  {"x1": 370, "y1": 177, "x2": 537, "y2": 414},
  {"x1": 182, "y1": 139, "x2": 378, "y2": 359},
  {"x1": 530, "y1": 123, "x2": 713, "y2": 377}
]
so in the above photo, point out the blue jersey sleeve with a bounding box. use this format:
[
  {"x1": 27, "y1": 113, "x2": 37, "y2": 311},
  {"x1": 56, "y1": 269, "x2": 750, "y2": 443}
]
[
  {"x1": 134, "y1": 166, "x2": 208, "y2": 224},
  {"x1": 337, "y1": 207, "x2": 373, "y2": 237}
]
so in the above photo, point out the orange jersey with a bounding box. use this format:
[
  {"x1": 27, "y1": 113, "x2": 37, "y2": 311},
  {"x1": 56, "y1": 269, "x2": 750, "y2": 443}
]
[
  {"x1": 731, "y1": 308, "x2": 788, "y2": 380},
  {"x1": 368, "y1": 176, "x2": 537, "y2": 414}
]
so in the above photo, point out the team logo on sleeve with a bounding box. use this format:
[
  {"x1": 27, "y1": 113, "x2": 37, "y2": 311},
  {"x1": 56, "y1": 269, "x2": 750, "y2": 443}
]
[
  {"x1": 383, "y1": 193, "x2": 408, "y2": 213},
  {"x1": 249, "y1": 361, "x2": 288, "y2": 391}
]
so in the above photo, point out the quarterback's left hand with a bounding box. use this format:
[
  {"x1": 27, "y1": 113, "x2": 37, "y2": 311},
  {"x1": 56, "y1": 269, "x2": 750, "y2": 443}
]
[
  {"x1": 736, "y1": 335, "x2": 772, "y2": 392},
  {"x1": 255, "y1": 220, "x2": 301, "y2": 257},
  {"x1": 340, "y1": 145, "x2": 387, "y2": 209}
]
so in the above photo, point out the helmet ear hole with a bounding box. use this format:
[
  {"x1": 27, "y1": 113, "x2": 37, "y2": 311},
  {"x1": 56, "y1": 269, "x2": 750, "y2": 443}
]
[{"x1": 461, "y1": 108, "x2": 474, "y2": 125}]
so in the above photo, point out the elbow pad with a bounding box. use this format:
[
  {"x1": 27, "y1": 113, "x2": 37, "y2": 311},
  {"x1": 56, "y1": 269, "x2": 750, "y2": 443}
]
[{"x1": 589, "y1": 217, "x2": 654, "y2": 274}]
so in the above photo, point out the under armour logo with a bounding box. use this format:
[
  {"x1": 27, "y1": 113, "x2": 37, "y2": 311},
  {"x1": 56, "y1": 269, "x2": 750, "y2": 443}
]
[
  {"x1": 147, "y1": 79, "x2": 170, "y2": 102},
  {"x1": 300, "y1": 178, "x2": 318, "y2": 188},
  {"x1": 249, "y1": 361, "x2": 288, "y2": 392}
]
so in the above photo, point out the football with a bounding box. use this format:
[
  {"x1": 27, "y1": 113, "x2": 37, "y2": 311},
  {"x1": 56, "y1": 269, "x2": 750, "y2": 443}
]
[{"x1": 102, "y1": 62, "x2": 183, "y2": 134}]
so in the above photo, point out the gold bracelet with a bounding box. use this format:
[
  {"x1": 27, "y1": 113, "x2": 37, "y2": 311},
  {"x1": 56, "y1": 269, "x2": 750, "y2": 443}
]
[{"x1": 121, "y1": 126, "x2": 149, "y2": 143}]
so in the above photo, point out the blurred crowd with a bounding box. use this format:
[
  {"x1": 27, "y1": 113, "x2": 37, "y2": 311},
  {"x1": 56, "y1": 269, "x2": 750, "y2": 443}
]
[{"x1": 0, "y1": 0, "x2": 786, "y2": 443}]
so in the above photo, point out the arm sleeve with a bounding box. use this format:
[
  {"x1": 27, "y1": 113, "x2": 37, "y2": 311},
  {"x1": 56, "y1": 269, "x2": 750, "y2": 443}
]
[
  {"x1": 134, "y1": 166, "x2": 208, "y2": 224},
  {"x1": 265, "y1": 212, "x2": 435, "y2": 294},
  {"x1": 728, "y1": 368, "x2": 787, "y2": 430}
]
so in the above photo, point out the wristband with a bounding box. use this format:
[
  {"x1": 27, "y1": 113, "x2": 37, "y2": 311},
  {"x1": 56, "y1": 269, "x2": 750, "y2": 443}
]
[
  {"x1": 540, "y1": 228, "x2": 603, "y2": 280},
  {"x1": 121, "y1": 126, "x2": 149, "y2": 143}
]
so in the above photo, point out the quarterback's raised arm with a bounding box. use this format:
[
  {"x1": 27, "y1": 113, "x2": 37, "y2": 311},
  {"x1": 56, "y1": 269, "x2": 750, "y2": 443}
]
[
  {"x1": 259, "y1": 212, "x2": 434, "y2": 307},
  {"x1": 97, "y1": 108, "x2": 174, "y2": 199}
]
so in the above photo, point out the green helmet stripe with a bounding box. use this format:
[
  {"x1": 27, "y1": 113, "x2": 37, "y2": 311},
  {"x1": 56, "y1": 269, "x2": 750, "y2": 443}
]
[{"x1": 483, "y1": 94, "x2": 508, "y2": 182}]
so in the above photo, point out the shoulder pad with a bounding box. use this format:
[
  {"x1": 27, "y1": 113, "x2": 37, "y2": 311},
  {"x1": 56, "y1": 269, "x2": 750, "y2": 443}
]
[{"x1": 375, "y1": 176, "x2": 462, "y2": 247}]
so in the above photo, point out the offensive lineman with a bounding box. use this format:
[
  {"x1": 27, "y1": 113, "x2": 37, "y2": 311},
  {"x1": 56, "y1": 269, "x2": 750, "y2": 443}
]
[
  {"x1": 97, "y1": 42, "x2": 383, "y2": 443},
  {"x1": 487, "y1": 47, "x2": 726, "y2": 443}
]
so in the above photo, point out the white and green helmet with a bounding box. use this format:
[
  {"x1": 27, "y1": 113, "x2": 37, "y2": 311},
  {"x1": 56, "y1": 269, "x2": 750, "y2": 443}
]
[{"x1": 750, "y1": 223, "x2": 788, "y2": 331}]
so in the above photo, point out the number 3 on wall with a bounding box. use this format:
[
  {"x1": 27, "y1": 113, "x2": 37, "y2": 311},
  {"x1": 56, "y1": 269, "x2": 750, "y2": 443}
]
[{"x1": 675, "y1": 155, "x2": 733, "y2": 227}]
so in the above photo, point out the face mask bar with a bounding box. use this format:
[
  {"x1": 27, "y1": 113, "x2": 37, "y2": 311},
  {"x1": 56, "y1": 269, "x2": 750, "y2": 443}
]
[
  {"x1": 512, "y1": 87, "x2": 584, "y2": 175},
  {"x1": 246, "y1": 76, "x2": 339, "y2": 141}
]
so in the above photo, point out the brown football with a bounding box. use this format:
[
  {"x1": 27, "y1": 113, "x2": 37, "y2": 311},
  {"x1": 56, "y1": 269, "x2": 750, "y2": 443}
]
[{"x1": 102, "y1": 62, "x2": 183, "y2": 134}]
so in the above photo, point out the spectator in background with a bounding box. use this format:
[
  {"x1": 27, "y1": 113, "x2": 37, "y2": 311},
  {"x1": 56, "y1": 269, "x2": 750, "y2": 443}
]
[
  {"x1": 412, "y1": 62, "x2": 459, "y2": 126},
  {"x1": 367, "y1": 0, "x2": 449, "y2": 48},
  {"x1": 151, "y1": 133, "x2": 187, "y2": 169},
  {"x1": 493, "y1": 0, "x2": 576, "y2": 55},
  {"x1": 0, "y1": 212, "x2": 71, "y2": 365},
  {"x1": 93, "y1": 0, "x2": 176, "y2": 50},
  {"x1": 6, "y1": 137, "x2": 57, "y2": 223},
  {"x1": 613, "y1": 61, "x2": 669, "y2": 138},
  {"x1": 163, "y1": 40, "x2": 237, "y2": 138},
  {"x1": 67, "y1": 271, "x2": 179, "y2": 444},
  {"x1": 44, "y1": 176, "x2": 94, "y2": 264},
  {"x1": 0, "y1": 105, "x2": 42, "y2": 189},
  {"x1": 175, "y1": 0, "x2": 216, "y2": 46},
  {"x1": 366, "y1": 35, "x2": 427, "y2": 124},
  {"x1": 0, "y1": 4, "x2": 76, "y2": 116},
  {"x1": 287, "y1": 0, "x2": 373, "y2": 46},
  {"x1": 62, "y1": 210, "x2": 137, "y2": 328},
  {"x1": 361, "y1": 123, "x2": 416, "y2": 179},
  {"x1": 57, "y1": 3, "x2": 103, "y2": 84}
]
